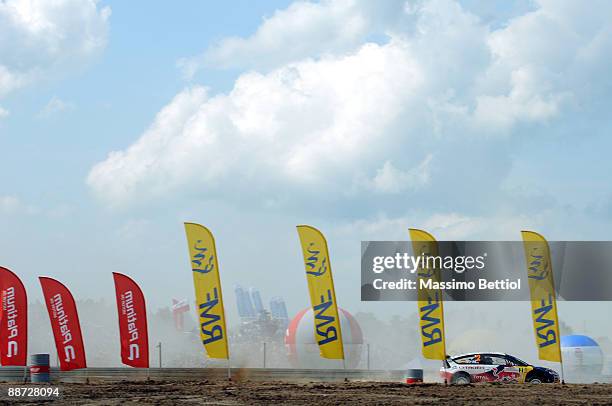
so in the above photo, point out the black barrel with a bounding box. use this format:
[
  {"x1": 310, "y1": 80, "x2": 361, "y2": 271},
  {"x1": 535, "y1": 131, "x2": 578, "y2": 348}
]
[
  {"x1": 30, "y1": 353, "x2": 50, "y2": 383},
  {"x1": 404, "y1": 368, "x2": 423, "y2": 384}
]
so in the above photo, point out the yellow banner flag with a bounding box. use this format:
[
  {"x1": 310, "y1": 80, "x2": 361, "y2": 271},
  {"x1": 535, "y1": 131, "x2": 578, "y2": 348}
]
[
  {"x1": 521, "y1": 231, "x2": 562, "y2": 362},
  {"x1": 409, "y1": 228, "x2": 447, "y2": 360},
  {"x1": 184, "y1": 223, "x2": 229, "y2": 359},
  {"x1": 296, "y1": 225, "x2": 345, "y2": 360}
]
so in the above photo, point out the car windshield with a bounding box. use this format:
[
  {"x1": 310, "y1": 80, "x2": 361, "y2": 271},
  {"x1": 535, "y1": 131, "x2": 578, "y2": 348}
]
[
  {"x1": 506, "y1": 355, "x2": 529, "y2": 366},
  {"x1": 453, "y1": 355, "x2": 479, "y2": 364}
]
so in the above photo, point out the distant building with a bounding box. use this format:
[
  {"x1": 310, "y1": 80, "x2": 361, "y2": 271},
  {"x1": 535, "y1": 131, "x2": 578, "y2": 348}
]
[
  {"x1": 235, "y1": 285, "x2": 256, "y2": 319},
  {"x1": 270, "y1": 296, "x2": 289, "y2": 329},
  {"x1": 250, "y1": 287, "x2": 265, "y2": 315},
  {"x1": 232, "y1": 286, "x2": 289, "y2": 342}
]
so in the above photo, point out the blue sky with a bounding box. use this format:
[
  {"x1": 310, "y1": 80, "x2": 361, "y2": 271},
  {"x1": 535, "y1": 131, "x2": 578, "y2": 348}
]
[
  {"x1": 1, "y1": 0, "x2": 612, "y2": 338},
  {"x1": 0, "y1": 1, "x2": 293, "y2": 203}
]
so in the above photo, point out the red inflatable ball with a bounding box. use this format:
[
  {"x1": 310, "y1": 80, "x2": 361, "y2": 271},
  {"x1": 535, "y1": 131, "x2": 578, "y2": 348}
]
[{"x1": 285, "y1": 307, "x2": 364, "y2": 369}]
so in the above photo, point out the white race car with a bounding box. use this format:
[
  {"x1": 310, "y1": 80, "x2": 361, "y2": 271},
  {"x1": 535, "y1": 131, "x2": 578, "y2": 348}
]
[{"x1": 441, "y1": 352, "x2": 560, "y2": 384}]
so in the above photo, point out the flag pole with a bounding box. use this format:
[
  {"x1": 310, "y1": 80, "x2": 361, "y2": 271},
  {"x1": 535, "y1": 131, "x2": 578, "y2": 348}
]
[
  {"x1": 558, "y1": 341, "x2": 565, "y2": 384},
  {"x1": 547, "y1": 238, "x2": 564, "y2": 385},
  {"x1": 560, "y1": 359, "x2": 565, "y2": 384},
  {"x1": 442, "y1": 343, "x2": 448, "y2": 385}
]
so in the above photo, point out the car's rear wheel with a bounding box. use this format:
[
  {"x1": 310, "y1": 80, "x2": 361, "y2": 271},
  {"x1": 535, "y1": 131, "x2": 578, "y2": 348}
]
[
  {"x1": 451, "y1": 372, "x2": 471, "y2": 385},
  {"x1": 527, "y1": 376, "x2": 542, "y2": 384}
]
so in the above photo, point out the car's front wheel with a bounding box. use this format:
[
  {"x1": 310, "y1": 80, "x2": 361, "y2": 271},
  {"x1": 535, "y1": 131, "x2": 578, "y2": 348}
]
[
  {"x1": 451, "y1": 372, "x2": 471, "y2": 385},
  {"x1": 526, "y1": 374, "x2": 542, "y2": 384}
]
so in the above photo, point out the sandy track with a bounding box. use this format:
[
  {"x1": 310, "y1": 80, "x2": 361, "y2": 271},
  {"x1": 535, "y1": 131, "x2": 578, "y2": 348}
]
[{"x1": 1, "y1": 380, "x2": 611, "y2": 405}]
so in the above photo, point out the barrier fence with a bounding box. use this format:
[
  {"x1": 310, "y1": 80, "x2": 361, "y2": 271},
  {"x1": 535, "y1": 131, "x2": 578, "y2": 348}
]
[{"x1": 0, "y1": 367, "x2": 407, "y2": 383}]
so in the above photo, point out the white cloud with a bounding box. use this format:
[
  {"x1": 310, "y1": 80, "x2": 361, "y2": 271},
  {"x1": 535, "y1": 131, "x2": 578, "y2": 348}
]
[
  {"x1": 38, "y1": 96, "x2": 75, "y2": 118},
  {"x1": 89, "y1": 39, "x2": 424, "y2": 206},
  {"x1": 0, "y1": 66, "x2": 28, "y2": 97},
  {"x1": 0, "y1": 0, "x2": 111, "y2": 98},
  {"x1": 1, "y1": 195, "x2": 43, "y2": 216},
  {"x1": 180, "y1": 0, "x2": 408, "y2": 75},
  {"x1": 0, "y1": 106, "x2": 8, "y2": 119},
  {"x1": 0, "y1": 195, "x2": 68, "y2": 217},
  {"x1": 0, "y1": 195, "x2": 20, "y2": 213},
  {"x1": 333, "y1": 211, "x2": 538, "y2": 241},
  {"x1": 89, "y1": 0, "x2": 612, "y2": 215},
  {"x1": 472, "y1": 0, "x2": 612, "y2": 130},
  {"x1": 360, "y1": 155, "x2": 433, "y2": 194},
  {"x1": 202, "y1": 0, "x2": 367, "y2": 70}
]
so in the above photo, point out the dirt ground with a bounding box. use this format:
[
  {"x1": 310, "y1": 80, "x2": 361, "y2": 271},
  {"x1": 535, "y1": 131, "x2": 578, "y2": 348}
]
[{"x1": 1, "y1": 380, "x2": 611, "y2": 405}]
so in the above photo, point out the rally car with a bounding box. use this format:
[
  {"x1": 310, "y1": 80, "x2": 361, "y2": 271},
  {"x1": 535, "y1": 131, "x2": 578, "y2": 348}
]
[{"x1": 441, "y1": 352, "x2": 560, "y2": 384}]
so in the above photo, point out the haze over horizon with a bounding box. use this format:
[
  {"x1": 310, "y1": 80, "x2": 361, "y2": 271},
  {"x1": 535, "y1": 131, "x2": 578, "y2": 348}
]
[{"x1": 1, "y1": 0, "x2": 612, "y2": 362}]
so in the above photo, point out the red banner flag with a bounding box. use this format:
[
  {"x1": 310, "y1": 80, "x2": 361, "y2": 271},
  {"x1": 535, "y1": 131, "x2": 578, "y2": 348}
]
[
  {"x1": 0, "y1": 267, "x2": 28, "y2": 366},
  {"x1": 112, "y1": 272, "x2": 149, "y2": 368},
  {"x1": 39, "y1": 277, "x2": 87, "y2": 371}
]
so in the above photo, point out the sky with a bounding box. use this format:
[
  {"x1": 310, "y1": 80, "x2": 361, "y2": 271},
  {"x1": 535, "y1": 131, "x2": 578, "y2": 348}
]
[{"x1": 1, "y1": 0, "x2": 612, "y2": 342}]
